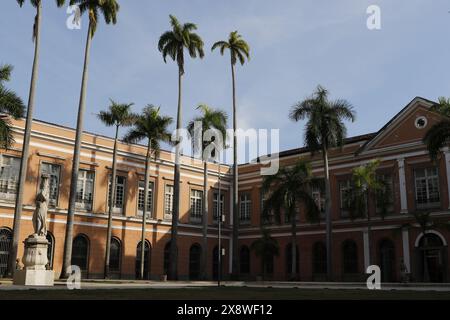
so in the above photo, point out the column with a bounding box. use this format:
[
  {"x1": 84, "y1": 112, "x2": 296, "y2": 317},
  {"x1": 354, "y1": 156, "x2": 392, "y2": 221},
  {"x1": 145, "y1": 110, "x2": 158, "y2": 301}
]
[
  {"x1": 444, "y1": 150, "x2": 450, "y2": 210},
  {"x1": 397, "y1": 158, "x2": 408, "y2": 214},
  {"x1": 363, "y1": 230, "x2": 370, "y2": 270},
  {"x1": 402, "y1": 228, "x2": 411, "y2": 273}
]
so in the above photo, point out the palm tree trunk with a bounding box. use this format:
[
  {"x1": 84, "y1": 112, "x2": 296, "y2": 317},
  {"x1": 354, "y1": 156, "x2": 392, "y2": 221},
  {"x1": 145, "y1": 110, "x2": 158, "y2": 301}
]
[
  {"x1": 104, "y1": 125, "x2": 119, "y2": 278},
  {"x1": 9, "y1": 1, "x2": 42, "y2": 276},
  {"x1": 323, "y1": 147, "x2": 333, "y2": 281},
  {"x1": 168, "y1": 67, "x2": 182, "y2": 280},
  {"x1": 231, "y1": 60, "x2": 239, "y2": 279},
  {"x1": 140, "y1": 140, "x2": 151, "y2": 280},
  {"x1": 201, "y1": 161, "x2": 208, "y2": 280},
  {"x1": 61, "y1": 22, "x2": 92, "y2": 279},
  {"x1": 366, "y1": 196, "x2": 372, "y2": 267},
  {"x1": 423, "y1": 232, "x2": 430, "y2": 282},
  {"x1": 291, "y1": 209, "x2": 297, "y2": 280}
]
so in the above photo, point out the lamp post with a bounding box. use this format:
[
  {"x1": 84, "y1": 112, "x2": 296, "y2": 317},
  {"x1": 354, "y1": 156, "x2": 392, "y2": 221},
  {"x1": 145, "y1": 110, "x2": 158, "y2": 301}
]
[{"x1": 217, "y1": 155, "x2": 222, "y2": 287}]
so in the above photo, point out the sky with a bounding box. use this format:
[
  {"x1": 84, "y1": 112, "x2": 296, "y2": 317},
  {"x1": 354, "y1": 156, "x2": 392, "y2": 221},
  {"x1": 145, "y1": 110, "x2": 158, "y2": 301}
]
[{"x1": 1, "y1": 0, "x2": 450, "y2": 164}]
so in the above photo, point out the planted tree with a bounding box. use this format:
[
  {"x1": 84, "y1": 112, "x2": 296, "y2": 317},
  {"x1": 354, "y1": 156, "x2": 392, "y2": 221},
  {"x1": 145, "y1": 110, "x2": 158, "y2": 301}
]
[
  {"x1": 10, "y1": 0, "x2": 66, "y2": 276},
  {"x1": 262, "y1": 160, "x2": 320, "y2": 280},
  {"x1": 123, "y1": 105, "x2": 173, "y2": 280},
  {"x1": 290, "y1": 85, "x2": 355, "y2": 280},
  {"x1": 250, "y1": 228, "x2": 279, "y2": 280},
  {"x1": 423, "y1": 97, "x2": 450, "y2": 160},
  {"x1": 158, "y1": 15, "x2": 204, "y2": 280},
  {"x1": 212, "y1": 31, "x2": 250, "y2": 277},
  {"x1": 62, "y1": 0, "x2": 120, "y2": 279},
  {"x1": 97, "y1": 100, "x2": 136, "y2": 278}
]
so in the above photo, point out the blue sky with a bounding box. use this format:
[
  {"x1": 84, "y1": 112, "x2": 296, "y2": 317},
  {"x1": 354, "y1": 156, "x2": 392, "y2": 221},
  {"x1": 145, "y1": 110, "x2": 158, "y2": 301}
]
[{"x1": 1, "y1": 0, "x2": 449, "y2": 163}]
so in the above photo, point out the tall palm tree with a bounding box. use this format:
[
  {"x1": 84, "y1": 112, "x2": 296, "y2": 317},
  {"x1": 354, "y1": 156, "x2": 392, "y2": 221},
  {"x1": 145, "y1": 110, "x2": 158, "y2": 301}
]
[
  {"x1": 262, "y1": 160, "x2": 320, "y2": 280},
  {"x1": 97, "y1": 100, "x2": 135, "y2": 278},
  {"x1": 123, "y1": 105, "x2": 173, "y2": 280},
  {"x1": 158, "y1": 15, "x2": 204, "y2": 280},
  {"x1": 344, "y1": 159, "x2": 391, "y2": 266},
  {"x1": 62, "y1": 0, "x2": 120, "y2": 279},
  {"x1": 423, "y1": 97, "x2": 450, "y2": 160},
  {"x1": 212, "y1": 31, "x2": 250, "y2": 278},
  {"x1": 187, "y1": 104, "x2": 227, "y2": 280},
  {"x1": 9, "y1": 0, "x2": 66, "y2": 276},
  {"x1": 250, "y1": 228, "x2": 279, "y2": 281},
  {"x1": 0, "y1": 65, "x2": 25, "y2": 149},
  {"x1": 289, "y1": 85, "x2": 355, "y2": 281}
]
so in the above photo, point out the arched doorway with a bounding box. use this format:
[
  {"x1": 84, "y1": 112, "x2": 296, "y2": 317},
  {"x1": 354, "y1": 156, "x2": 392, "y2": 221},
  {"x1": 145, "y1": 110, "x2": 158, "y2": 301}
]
[
  {"x1": 240, "y1": 246, "x2": 250, "y2": 274},
  {"x1": 110, "y1": 237, "x2": 122, "y2": 278},
  {"x1": 71, "y1": 234, "x2": 89, "y2": 277},
  {"x1": 417, "y1": 233, "x2": 447, "y2": 282},
  {"x1": 342, "y1": 239, "x2": 358, "y2": 279},
  {"x1": 46, "y1": 232, "x2": 55, "y2": 270},
  {"x1": 0, "y1": 228, "x2": 12, "y2": 277},
  {"x1": 212, "y1": 246, "x2": 224, "y2": 281},
  {"x1": 312, "y1": 241, "x2": 327, "y2": 280},
  {"x1": 378, "y1": 239, "x2": 395, "y2": 282},
  {"x1": 135, "y1": 240, "x2": 151, "y2": 280},
  {"x1": 189, "y1": 244, "x2": 201, "y2": 280},
  {"x1": 285, "y1": 243, "x2": 299, "y2": 279}
]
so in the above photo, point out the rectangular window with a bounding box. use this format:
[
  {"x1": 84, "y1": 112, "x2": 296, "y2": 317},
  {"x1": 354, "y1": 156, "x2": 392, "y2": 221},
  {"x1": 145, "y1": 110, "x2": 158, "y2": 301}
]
[
  {"x1": 339, "y1": 179, "x2": 352, "y2": 218},
  {"x1": 312, "y1": 184, "x2": 326, "y2": 220},
  {"x1": 375, "y1": 173, "x2": 394, "y2": 215},
  {"x1": 108, "y1": 175, "x2": 126, "y2": 214},
  {"x1": 137, "y1": 180, "x2": 154, "y2": 218},
  {"x1": 164, "y1": 184, "x2": 174, "y2": 219},
  {"x1": 40, "y1": 163, "x2": 61, "y2": 207},
  {"x1": 190, "y1": 189, "x2": 203, "y2": 223},
  {"x1": 75, "y1": 170, "x2": 94, "y2": 211},
  {"x1": 239, "y1": 193, "x2": 251, "y2": 223},
  {"x1": 284, "y1": 207, "x2": 300, "y2": 223},
  {"x1": 213, "y1": 192, "x2": 225, "y2": 222},
  {"x1": 260, "y1": 190, "x2": 274, "y2": 225},
  {"x1": 0, "y1": 155, "x2": 20, "y2": 201},
  {"x1": 414, "y1": 167, "x2": 440, "y2": 209}
]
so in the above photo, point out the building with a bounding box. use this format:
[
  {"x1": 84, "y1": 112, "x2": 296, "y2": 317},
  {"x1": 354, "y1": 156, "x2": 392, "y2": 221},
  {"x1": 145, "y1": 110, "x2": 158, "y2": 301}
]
[{"x1": 0, "y1": 96, "x2": 449, "y2": 282}]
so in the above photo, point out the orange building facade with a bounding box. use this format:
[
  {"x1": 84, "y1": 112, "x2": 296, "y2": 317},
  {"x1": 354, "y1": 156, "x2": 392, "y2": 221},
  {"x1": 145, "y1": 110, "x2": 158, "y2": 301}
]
[{"x1": 0, "y1": 96, "x2": 450, "y2": 282}]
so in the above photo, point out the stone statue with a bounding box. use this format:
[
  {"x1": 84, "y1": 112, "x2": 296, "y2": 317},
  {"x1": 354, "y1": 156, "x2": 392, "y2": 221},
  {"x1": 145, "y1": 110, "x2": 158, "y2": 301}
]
[{"x1": 32, "y1": 174, "x2": 50, "y2": 237}]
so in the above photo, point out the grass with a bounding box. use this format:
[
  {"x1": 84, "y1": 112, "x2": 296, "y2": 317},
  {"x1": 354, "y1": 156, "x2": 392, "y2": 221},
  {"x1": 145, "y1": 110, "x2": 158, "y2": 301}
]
[{"x1": 1, "y1": 287, "x2": 450, "y2": 300}]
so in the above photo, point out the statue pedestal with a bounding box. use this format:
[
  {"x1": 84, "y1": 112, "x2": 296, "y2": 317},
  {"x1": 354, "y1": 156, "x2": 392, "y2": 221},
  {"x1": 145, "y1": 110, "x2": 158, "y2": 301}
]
[{"x1": 13, "y1": 234, "x2": 54, "y2": 286}]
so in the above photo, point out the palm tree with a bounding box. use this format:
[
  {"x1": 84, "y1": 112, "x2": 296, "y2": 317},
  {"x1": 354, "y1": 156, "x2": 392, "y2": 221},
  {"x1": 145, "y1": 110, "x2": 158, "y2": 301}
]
[
  {"x1": 187, "y1": 104, "x2": 227, "y2": 280},
  {"x1": 123, "y1": 105, "x2": 173, "y2": 280},
  {"x1": 0, "y1": 65, "x2": 25, "y2": 148},
  {"x1": 9, "y1": 0, "x2": 66, "y2": 276},
  {"x1": 250, "y1": 228, "x2": 279, "y2": 280},
  {"x1": 62, "y1": 0, "x2": 120, "y2": 279},
  {"x1": 289, "y1": 85, "x2": 355, "y2": 280},
  {"x1": 97, "y1": 100, "x2": 136, "y2": 278},
  {"x1": 344, "y1": 159, "x2": 391, "y2": 266},
  {"x1": 262, "y1": 160, "x2": 320, "y2": 280},
  {"x1": 423, "y1": 97, "x2": 450, "y2": 160},
  {"x1": 212, "y1": 31, "x2": 250, "y2": 277},
  {"x1": 158, "y1": 15, "x2": 204, "y2": 280}
]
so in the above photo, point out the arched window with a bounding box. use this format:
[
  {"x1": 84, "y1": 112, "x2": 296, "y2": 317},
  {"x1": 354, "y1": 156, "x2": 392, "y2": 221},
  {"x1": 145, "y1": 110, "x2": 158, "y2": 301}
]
[
  {"x1": 110, "y1": 238, "x2": 121, "y2": 273},
  {"x1": 312, "y1": 241, "x2": 327, "y2": 274},
  {"x1": 212, "y1": 246, "x2": 224, "y2": 280},
  {"x1": 72, "y1": 234, "x2": 89, "y2": 273},
  {"x1": 418, "y1": 233, "x2": 446, "y2": 282},
  {"x1": 285, "y1": 243, "x2": 299, "y2": 275},
  {"x1": 342, "y1": 240, "x2": 358, "y2": 274},
  {"x1": 189, "y1": 244, "x2": 202, "y2": 280},
  {"x1": 240, "y1": 246, "x2": 250, "y2": 274},
  {"x1": 46, "y1": 232, "x2": 55, "y2": 270},
  {"x1": 379, "y1": 239, "x2": 395, "y2": 282},
  {"x1": 135, "y1": 240, "x2": 151, "y2": 279},
  {"x1": 163, "y1": 241, "x2": 177, "y2": 275},
  {"x1": 0, "y1": 228, "x2": 12, "y2": 277}
]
